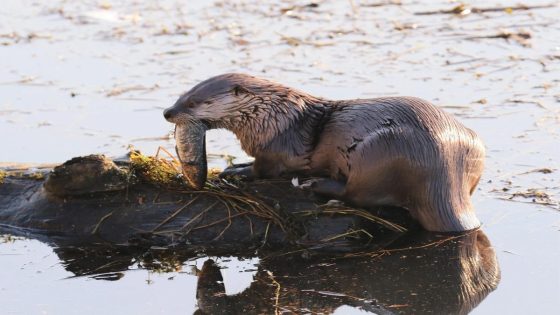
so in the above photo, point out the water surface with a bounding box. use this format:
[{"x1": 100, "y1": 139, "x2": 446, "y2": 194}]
[{"x1": 1, "y1": 0, "x2": 559, "y2": 314}]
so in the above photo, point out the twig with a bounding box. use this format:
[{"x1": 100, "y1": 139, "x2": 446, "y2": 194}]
[
  {"x1": 463, "y1": 31, "x2": 532, "y2": 47},
  {"x1": 91, "y1": 212, "x2": 114, "y2": 235},
  {"x1": 320, "y1": 229, "x2": 373, "y2": 243},
  {"x1": 444, "y1": 57, "x2": 485, "y2": 66},
  {"x1": 151, "y1": 196, "x2": 199, "y2": 232},
  {"x1": 181, "y1": 201, "x2": 219, "y2": 232},
  {"x1": 212, "y1": 201, "x2": 234, "y2": 241},
  {"x1": 192, "y1": 212, "x2": 249, "y2": 230},
  {"x1": 343, "y1": 229, "x2": 479, "y2": 258},
  {"x1": 301, "y1": 289, "x2": 371, "y2": 303},
  {"x1": 519, "y1": 168, "x2": 554, "y2": 175},
  {"x1": 155, "y1": 146, "x2": 181, "y2": 166},
  {"x1": 415, "y1": 3, "x2": 556, "y2": 15},
  {"x1": 276, "y1": 32, "x2": 335, "y2": 47},
  {"x1": 295, "y1": 207, "x2": 406, "y2": 232},
  {"x1": 361, "y1": 1, "x2": 402, "y2": 8},
  {"x1": 246, "y1": 215, "x2": 254, "y2": 236},
  {"x1": 266, "y1": 270, "x2": 282, "y2": 315},
  {"x1": 506, "y1": 98, "x2": 549, "y2": 110},
  {"x1": 260, "y1": 221, "x2": 272, "y2": 248}
]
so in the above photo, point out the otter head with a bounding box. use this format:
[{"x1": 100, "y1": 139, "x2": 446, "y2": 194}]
[
  {"x1": 163, "y1": 74, "x2": 259, "y2": 189},
  {"x1": 164, "y1": 73, "x2": 315, "y2": 158},
  {"x1": 163, "y1": 73, "x2": 258, "y2": 128}
]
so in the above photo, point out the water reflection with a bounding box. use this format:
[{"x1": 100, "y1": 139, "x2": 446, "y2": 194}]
[
  {"x1": 195, "y1": 230, "x2": 500, "y2": 314},
  {"x1": 44, "y1": 229, "x2": 499, "y2": 314}
]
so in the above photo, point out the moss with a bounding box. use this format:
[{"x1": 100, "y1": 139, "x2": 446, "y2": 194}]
[
  {"x1": 129, "y1": 151, "x2": 226, "y2": 189},
  {"x1": 207, "y1": 168, "x2": 222, "y2": 180},
  {"x1": 24, "y1": 172, "x2": 45, "y2": 180},
  {"x1": 0, "y1": 169, "x2": 45, "y2": 184},
  {"x1": 129, "y1": 151, "x2": 186, "y2": 188},
  {"x1": 2, "y1": 170, "x2": 45, "y2": 181}
]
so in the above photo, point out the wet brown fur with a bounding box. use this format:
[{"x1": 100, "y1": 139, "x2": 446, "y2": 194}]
[{"x1": 164, "y1": 73, "x2": 485, "y2": 232}]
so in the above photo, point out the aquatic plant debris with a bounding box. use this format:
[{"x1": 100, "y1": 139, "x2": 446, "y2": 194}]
[
  {"x1": 510, "y1": 189, "x2": 555, "y2": 205},
  {"x1": 464, "y1": 30, "x2": 532, "y2": 47},
  {"x1": 105, "y1": 84, "x2": 160, "y2": 97},
  {"x1": 520, "y1": 168, "x2": 554, "y2": 175},
  {"x1": 415, "y1": 3, "x2": 557, "y2": 16}
]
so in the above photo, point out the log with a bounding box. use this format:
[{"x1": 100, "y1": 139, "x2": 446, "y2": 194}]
[{"x1": 0, "y1": 154, "x2": 412, "y2": 252}]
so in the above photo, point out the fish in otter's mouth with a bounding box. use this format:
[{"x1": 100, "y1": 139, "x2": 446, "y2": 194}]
[{"x1": 174, "y1": 121, "x2": 207, "y2": 189}]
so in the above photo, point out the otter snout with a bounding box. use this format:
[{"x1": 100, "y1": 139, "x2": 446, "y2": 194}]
[{"x1": 163, "y1": 107, "x2": 178, "y2": 122}]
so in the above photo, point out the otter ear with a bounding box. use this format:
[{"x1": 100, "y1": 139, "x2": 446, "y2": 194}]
[{"x1": 232, "y1": 84, "x2": 254, "y2": 96}]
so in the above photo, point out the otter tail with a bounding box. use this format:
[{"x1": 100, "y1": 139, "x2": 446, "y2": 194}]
[{"x1": 414, "y1": 128, "x2": 485, "y2": 232}]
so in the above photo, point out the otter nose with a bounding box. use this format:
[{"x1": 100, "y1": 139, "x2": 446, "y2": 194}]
[{"x1": 163, "y1": 108, "x2": 176, "y2": 121}]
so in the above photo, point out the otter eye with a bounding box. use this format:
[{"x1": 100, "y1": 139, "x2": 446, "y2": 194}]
[
  {"x1": 232, "y1": 84, "x2": 255, "y2": 96},
  {"x1": 185, "y1": 101, "x2": 198, "y2": 108},
  {"x1": 185, "y1": 98, "x2": 206, "y2": 108}
]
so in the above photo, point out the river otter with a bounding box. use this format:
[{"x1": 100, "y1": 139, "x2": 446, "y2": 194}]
[{"x1": 163, "y1": 73, "x2": 485, "y2": 232}]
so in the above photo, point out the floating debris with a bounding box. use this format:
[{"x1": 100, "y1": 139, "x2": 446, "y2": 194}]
[
  {"x1": 506, "y1": 98, "x2": 548, "y2": 109},
  {"x1": 280, "y1": 2, "x2": 320, "y2": 15},
  {"x1": 496, "y1": 188, "x2": 559, "y2": 210},
  {"x1": 277, "y1": 33, "x2": 335, "y2": 47},
  {"x1": 361, "y1": 1, "x2": 402, "y2": 8},
  {"x1": 393, "y1": 22, "x2": 418, "y2": 31},
  {"x1": 520, "y1": 168, "x2": 554, "y2": 175},
  {"x1": 415, "y1": 3, "x2": 557, "y2": 16},
  {"x1": 465, "y1": 30, "x2": 532, "y2": 47},
  {"x1": 105, "y1": 84, "x2": 160, "y2": 97},
  {"x1": 510, "y1": 189, "x2": 553, "y2": 204}
]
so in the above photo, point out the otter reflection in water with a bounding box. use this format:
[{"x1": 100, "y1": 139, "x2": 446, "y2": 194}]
[
  {"x1": 45, "y1": 229, "x2": 499, "y2": 314},
  {"x1": 195, "y1": 230, "x2": 500, "y2": 315}
]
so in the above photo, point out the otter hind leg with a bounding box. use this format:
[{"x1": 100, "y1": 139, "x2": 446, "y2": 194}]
[{"x1": 342, "y1": 129, "x2": 482, "y2": 232}]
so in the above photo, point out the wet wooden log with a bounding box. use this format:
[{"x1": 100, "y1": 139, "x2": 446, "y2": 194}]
[{"x1": 0, "y1": 155, "x2": 412, "y2": 252}]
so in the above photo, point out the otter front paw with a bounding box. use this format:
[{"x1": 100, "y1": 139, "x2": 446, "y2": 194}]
[
  {"x1": 299, "y1": 178, "x2": 346, "y2": 199},
  {"x1": 219, "y1": 163, "x2": 255, "y2": 180}
]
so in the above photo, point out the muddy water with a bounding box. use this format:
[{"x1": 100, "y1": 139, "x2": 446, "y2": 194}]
[{"x1": 1, "y1": 0, "x2": 559, "y2": 314}]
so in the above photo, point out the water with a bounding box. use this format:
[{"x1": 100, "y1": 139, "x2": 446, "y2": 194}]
[{"x1": 1, "y1": 0, "x2": 559, "y2": 314}]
